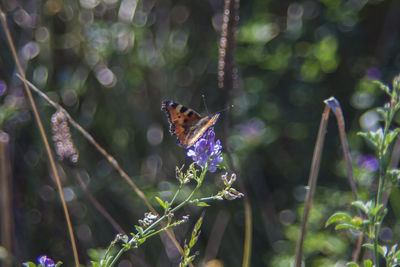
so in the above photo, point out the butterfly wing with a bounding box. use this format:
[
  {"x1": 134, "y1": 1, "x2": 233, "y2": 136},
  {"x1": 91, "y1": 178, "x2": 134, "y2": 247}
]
[
  {"x1": 161, "y1": 100, "x2": 202, "y2": 147},
  {"x1": 185, "y1": 114, "x2": 220, "y2": 148}
]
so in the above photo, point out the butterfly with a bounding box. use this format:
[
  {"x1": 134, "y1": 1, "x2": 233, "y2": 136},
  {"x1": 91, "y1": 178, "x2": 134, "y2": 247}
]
[{"x1": 161, "y1": 100, "x2": 220, "y2": 148}]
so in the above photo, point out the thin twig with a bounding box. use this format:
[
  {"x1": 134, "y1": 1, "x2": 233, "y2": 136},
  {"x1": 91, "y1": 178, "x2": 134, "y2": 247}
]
[
  {"x1": 324, "y1": 97, "x2": 364, "y2": 262},
  {"x1": 72, "y1": 168, "x2": 125, "y2": 234},
  {"x1": 295, "y1": 97, "x2": 364, "y2": 265},
  {"x1": 294, "y1": 104, "x2": 330, "y2": 267},
  {"x1": 0, "y1": 131, "x2": 12, "y2": 267},
  {"x1": 17, "y1": 74, "x2": 156, "y2": 213},
  {"x1": 15, "y1": 74, "x2": 189, "y2": 265},
  {"x1": 324, "y1": 97, "x2": 359, "y2": 203},
  {"x1": 0, "y1": 10, "x2": 80, "y2": 266},
  {"x1": 204, "y1": 210, "x2": 231, "y2": 262}
]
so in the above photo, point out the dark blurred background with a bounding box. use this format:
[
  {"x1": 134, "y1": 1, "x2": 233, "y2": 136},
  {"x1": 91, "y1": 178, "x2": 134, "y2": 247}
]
[{"x1": 1, "y1": 0, "x2": 400, "y2": 266}]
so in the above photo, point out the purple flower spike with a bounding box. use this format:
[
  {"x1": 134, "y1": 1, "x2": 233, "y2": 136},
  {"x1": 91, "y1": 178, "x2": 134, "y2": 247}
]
[
  {"x1": 37, "y1": 255, "x2": 55, "y2": 267},
  {"x1": 187, "y1": 128, "x2": 223, "y2": 172}
]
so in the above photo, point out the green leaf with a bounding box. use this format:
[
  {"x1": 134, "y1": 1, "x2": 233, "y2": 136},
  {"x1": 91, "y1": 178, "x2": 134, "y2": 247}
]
[
  {"x1": 363, "y1": 259, "x2": 373, "y2": 267},
  {"x1": 346, "y1": 262, "x2": 359, "y2": 267},
  {"x1": 386, "y1": 129, "x2": 400, "y2": 145},
  {"x1": 385, "y1": 169, "x2": 400, "y2": 183},
  {"x1": 352, "y1": 200, "x2": 372, "y2": 215},
  {"x1": 155, "y1": 196, "x2": 166, "y2": 210},
  {"x1": 335, "y1": 223, "x2": 360, "y2": 231},
  {"x1": 376, "y1": 107, "x2": 388, "y2": 119},
  {"x1": 395, "y1": 102, "x2": 400, "y2": 111},
  {"x1": 91, "y1": 261, "x2": 101, "y2": 267},
  {"x1": 325, "y1": 212, "x2": 352, "y2": 227},
  {"x1": 22, "y1": 263, "x2": 37, "y2": 267},
  {"x1": 395, "y1": 248, "x2": 400, "y2": 259},
  {"x1": 55, "y1": 262, "x2": 63, "y2": 267},
  {"x1": 358, "y1": 129, "x2": 383, "y2": 149},
  {"x1": 363, "y1": 243, "x2": 386, "y2": 257},
  {"x1": 138, "y1": 238, "x2": 147, "y2": 245},
  {"x1": 393, "y1": 74, "x2": 400, "y2": 94},
  {"x1": 186, "y1": 255, "x2": 196, "y2": 263},
  {"x1": 135, "y1": 225, "x2": 144, "y2": 236},
  {"x1": 374, "y1": 80, "x2": 391, "y2": 96},
  {"x1": 370, "y1": 203, "x2": 383, "y2": 217},
  {"x1": 196, "y1": 202, "x2": 210, "y2": 207}
]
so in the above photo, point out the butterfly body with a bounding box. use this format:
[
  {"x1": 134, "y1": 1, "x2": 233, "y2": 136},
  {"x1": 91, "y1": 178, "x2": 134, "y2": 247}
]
[{"x1": 161, "y1": 100, "x2": 220, "y2": 148}]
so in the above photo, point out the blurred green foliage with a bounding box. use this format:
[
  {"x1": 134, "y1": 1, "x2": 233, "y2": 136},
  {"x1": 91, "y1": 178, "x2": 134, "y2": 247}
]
[{"x1": 1, "y1": 0, "x2": 400, "y2": 266}]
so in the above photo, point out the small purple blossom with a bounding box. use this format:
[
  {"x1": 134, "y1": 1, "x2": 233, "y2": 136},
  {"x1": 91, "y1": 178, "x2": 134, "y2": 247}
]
[
  {"x1": 187, "y1": 128, "x2": 223, "y2": 172},
  {"x1": 357, "y1": 155, "x2": 379, "y2": 171},
  {"x1": 365, "y1": 67, "x2": 381, "y2": 81},
  {"x1": 37, "y1": 255, "x2": 55, "y2": 267}
]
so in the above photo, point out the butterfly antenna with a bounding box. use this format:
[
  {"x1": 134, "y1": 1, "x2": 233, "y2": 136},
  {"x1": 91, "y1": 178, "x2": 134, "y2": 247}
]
[
  {"x1": 215, "y1": 104, "x2": 234, "y2": 114},
  {"x1": 202, "y1": 94, "x2": 210, "y2": 114}
]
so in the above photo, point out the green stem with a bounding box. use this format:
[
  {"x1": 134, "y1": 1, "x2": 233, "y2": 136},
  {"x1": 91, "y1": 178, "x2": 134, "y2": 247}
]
[
  {"x1": 108, "y1": 167, "x2": 208, "y2": 266},
  {"x1": 374, "y1": 107, "x2": 394, "y2": 267},
  {"x1": 108, "y1": 246, "x2": 129, "y2": 266},
  {"x1": 191, "y1": 196, "x2": 221, "y2": 203},
  {"x1": 170, "y1": 183, "x2": 183, "y2": 208}
]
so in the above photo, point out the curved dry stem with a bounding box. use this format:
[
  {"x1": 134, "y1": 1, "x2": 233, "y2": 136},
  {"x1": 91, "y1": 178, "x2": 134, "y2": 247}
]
[
  {"x1": 295, "y1": 97, "x2": 364, "y2": 266},
  {"x1": 0, "y1": 131, "x2": 13, "y2": 267},
  {"x1": 0, "y1": 10, "x2": 80, "y2": 266},
  {"x1": 72, "y1": 168, "x2": 126, "y2": 234},
  {"x1": 15, "y1": 75, "x2": 188, "y2": 265},
  {"x1": 324, "y1": 97, "x2": 359, "y2": 204},
  {"x1": 294, "y1": 104, "x2": 330, "y2": 267}
]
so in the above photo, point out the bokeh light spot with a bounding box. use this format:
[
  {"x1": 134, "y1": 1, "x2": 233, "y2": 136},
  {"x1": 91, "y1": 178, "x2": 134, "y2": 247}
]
[
  {"x1": 80, "y1": 0, "x2": 100, "y2": 9},
  {"x1": 171, "y1": 5, "x2": 190, "y2": 24},
  {"x1": 0, "y1": 81, "x2": 7, "y2": 96},
  {"x1": 113, "y1": 129, "x2": 129, "y2": 148},
  {"x1": 77, "y1": 224, "x2": 92, "y2": 242},
  {"x1": 96, "y1": 160, "x2": 113, "y2": 177},
  {"x1": 95, "y1": 66, "x2": 116, "y2": 87},
  {"x1": 350, "y1": 92, "x2": 374, "y2": 109},
  {"x1": 293, "y1": 186, "x2": 307, "y2": 202},
  {"x1": 279, "y1": 209, "x2": 296, "y2": 225},
  {"x1": 360, "y1": 110, "x2": 380, "y2": 131},
  {"x1": 380, "y1": 227, "x2": 393, "y2": 242},
  {"x1": 63, "y1": 188, "x2": 76, "y2": 201},
  {"x1": 147, "y1": 155, "x2": 162, "y2": 172},
  {"x1": 58, "y1": 5, "x2": 74, "y2": 21},
  {"x1": 118, "y1": 0, "x2": 138, "y2": 23},
  {"x1": 35, "y1": 27, "x2": 50, "y2": 42},
  {"x1": 238, "y1": 118, "x2": 266, "y2": 141},
  {"x1": 147, "y1": 124, "x2": 163, "y2": 146},
  {"x1": 33, "y1": 66, "x2": 48, "y2": 86},
  {"x1": 365, "y1": 67, "x2": 381, "y2": 81},
  {"x1": 61, "y1": 90, "x2": 78, "y2": 106},
  {"x1": 212, "y1": 13, "x2": 223, "y2": 32},
  {"x1": 39, "y1": 185, "x2": 56, "y2": 201},
  {"x1": 44, "y1": 0, "x2": 63, "y2": 15},
  {"x1": 13, "y1": 9, "x2": 32, "y2": 28},
  {"x1": 22, "y1": 41, "x2": 40, "y2": 60}
]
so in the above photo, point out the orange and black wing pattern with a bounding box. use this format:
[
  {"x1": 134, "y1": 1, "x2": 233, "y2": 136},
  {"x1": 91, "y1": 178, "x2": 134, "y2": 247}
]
[{"x1": 161, "y1": 100, "x2": 220, "y2": 148}]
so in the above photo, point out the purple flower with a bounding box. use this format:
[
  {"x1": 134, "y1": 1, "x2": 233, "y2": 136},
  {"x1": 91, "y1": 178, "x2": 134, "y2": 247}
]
[
  {"x1": 357, "y1": 155, "x2": 379, "y2": 171},
  {"x1": 365, "y1": 67, "x2": 381, "y2": 81},
  {"x1": 37, "y1": 255, "x2": 55, "y2": 267},
  {"x1": 187, "y1": 128, "x2": 223, "y2": 172}
]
